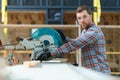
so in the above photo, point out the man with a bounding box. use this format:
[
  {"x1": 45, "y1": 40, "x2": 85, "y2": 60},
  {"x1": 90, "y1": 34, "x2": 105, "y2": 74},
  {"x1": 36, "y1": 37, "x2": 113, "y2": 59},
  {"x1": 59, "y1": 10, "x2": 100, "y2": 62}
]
[{"x1": 37, "y1": 6, "x2": 111, "y2": 74}]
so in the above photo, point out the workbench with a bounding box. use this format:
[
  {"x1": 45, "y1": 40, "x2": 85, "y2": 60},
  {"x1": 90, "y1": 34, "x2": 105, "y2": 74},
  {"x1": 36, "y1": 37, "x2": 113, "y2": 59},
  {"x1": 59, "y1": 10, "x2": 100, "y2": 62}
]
[{"x1": 6, "y1": 62, "x2": 119, "y2": 80}]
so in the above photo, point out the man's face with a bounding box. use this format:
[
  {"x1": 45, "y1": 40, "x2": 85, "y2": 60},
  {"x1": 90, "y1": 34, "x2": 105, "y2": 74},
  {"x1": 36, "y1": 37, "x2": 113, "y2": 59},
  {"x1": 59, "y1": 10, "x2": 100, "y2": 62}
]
[{"x1": 76, "y1": 10, "x2": 92, "y2": 29}]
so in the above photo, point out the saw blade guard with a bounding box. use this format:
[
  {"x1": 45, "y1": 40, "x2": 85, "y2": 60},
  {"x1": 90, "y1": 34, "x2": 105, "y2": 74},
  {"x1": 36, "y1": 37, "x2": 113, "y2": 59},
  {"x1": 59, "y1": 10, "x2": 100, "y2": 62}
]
[{"x1": 31, "y1": 28, "x2": 63, "y2": 47}]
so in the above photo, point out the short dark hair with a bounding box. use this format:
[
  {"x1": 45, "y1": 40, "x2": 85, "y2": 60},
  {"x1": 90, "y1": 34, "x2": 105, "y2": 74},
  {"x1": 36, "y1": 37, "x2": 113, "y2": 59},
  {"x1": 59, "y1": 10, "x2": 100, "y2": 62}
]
[{"x1": 76, "y1": 6, "x2": 92, "y2": 15}]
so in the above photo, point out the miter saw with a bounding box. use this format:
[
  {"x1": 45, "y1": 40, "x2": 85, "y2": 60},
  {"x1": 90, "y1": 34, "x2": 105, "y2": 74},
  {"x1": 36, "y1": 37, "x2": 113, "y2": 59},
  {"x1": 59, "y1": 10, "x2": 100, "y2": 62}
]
[{"x1": 2, "y1": 27, "x2": 67, "y2": 60}]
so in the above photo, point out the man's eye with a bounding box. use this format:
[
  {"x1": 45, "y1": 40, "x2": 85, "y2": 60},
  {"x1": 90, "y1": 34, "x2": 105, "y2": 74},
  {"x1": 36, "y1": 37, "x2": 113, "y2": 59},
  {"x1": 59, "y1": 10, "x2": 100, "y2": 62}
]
[
  {"x1": 77, "y1": 18, "x2": 81, "y2": 20},
  {"x1": 83, "y1": 15, "x2": 87, "y2": 18}
]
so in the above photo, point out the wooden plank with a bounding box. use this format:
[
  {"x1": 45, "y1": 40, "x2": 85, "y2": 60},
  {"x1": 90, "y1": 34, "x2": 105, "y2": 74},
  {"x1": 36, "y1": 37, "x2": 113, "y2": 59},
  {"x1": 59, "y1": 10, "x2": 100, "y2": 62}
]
[{"x1": 0, "y1": 24, "x2": 78, "y2": 28}]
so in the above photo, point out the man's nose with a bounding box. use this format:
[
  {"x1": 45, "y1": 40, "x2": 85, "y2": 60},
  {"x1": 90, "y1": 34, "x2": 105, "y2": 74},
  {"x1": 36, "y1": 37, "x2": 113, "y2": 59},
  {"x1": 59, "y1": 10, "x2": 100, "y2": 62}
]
[{"x1": 80, "y1": 18, "x2": 85, "y2": 23}]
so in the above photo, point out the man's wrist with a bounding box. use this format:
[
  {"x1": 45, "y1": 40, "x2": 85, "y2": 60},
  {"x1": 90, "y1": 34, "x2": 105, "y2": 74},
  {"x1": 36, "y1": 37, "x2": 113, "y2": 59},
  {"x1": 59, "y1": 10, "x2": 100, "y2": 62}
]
[{"x1": 51, "y1": 52, "x2": 57, "y2": 58}]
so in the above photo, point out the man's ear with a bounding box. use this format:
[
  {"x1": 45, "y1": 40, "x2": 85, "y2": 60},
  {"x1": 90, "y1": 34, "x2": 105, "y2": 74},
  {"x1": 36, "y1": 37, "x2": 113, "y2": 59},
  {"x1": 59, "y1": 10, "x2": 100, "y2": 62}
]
[
  {"x1": 90, "y1": 15, "x2": 92, "y2": 18},
  {"x1": 90, "y1": 15, "x2": 93, "y2": 21}
]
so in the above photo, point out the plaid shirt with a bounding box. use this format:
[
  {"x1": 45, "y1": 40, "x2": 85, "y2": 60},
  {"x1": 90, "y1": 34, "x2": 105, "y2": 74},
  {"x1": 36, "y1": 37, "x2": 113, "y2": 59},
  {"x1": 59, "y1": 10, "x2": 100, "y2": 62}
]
[{"x1": 52, "y1": 24, "x2": 111, "y2": 74}]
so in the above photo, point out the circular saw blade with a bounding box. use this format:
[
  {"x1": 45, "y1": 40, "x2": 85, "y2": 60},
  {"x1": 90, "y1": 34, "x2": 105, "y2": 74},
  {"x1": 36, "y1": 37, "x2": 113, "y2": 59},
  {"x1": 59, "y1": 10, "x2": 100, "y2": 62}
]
[{"x1": 31, "y1": 28, "x2": 63, "y2": 47}]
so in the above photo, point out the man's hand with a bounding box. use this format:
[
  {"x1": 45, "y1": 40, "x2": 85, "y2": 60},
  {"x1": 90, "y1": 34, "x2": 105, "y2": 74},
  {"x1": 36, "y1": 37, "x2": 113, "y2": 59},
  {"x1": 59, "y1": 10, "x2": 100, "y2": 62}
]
[{"x1": 35, "y1": 52, "x2": 52, "y2": 61}]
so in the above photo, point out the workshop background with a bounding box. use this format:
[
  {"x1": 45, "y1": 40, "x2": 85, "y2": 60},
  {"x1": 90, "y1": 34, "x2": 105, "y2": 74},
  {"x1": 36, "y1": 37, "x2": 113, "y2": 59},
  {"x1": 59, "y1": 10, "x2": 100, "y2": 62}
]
[{"x1": 0, "y1": 0, "x2": 120, "y2": 76}]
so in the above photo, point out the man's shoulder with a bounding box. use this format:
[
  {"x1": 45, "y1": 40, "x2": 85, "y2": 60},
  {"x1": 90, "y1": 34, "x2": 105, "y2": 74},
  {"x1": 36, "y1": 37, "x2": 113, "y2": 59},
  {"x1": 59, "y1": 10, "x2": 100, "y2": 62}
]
[{"x1": 89, "y1": 25, "x2": 101, "y2": 32}]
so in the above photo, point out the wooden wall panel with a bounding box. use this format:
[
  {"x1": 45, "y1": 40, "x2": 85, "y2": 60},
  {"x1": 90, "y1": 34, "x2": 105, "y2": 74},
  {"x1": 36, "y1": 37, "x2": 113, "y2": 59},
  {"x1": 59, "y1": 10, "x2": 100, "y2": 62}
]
[
  {"x1": 107, "y1": 54, "x2": 120, "y2": 72},
  {"x1": 102, "y1": 28, "x2": 120, "y2": 72},
  {"x1": 64, "y1": 12, "x2": 76, "y2": 24},
  {"x1": 7, "y1": 11, "x2": 45, "y2": 24},
  {"x1": 102, "y1": 28, "x2": 120, "y2": 52},
  {"x1": 102, "y1": 28, "x2": 113, "y2": 52},
  {"x1": 99, "y1": 12, "x2": 120, "y2": 25},
  {"x1": 7, "y1": 28, "x2": 30, "y2": 44}
]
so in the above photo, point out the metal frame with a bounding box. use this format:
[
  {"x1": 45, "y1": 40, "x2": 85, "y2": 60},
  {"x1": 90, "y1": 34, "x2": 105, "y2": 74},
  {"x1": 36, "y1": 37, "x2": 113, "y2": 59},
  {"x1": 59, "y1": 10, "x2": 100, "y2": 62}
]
[
  {"x1": 0, "y1": 0, "x2": 120, "y2": 24},
  {"x1": 0, "y1": 0, "x2": 119, "y2": 11}
]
